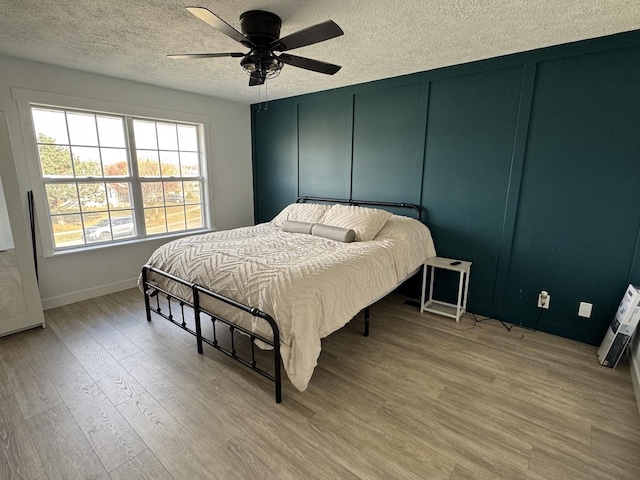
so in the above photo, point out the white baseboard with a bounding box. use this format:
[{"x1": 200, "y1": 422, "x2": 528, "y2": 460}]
[{"x1": 41, "y1": 277, "x2": 139, "y2": 310}]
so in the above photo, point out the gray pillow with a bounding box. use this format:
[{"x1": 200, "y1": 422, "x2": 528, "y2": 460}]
[
  {"x1": 311, "y1": 223, "x2": 355, "y2": 243},
  {"x1": 281, "y1": 220, "x2": 313, "y2": 234}
]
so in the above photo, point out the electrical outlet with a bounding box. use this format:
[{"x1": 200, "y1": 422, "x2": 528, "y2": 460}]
[
  {"x1": 537, "y1": 291, "x2": 550, "y2": 309},
  {"x1": 578, "y1": 302, "x2": 592, "y2": 318}
]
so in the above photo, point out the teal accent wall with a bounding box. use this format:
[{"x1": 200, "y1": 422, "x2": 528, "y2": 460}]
[
  {"x1": 251, "y1": 30, "x2": 640, "y2": 345},
  {"x1": 422, "y1": 67, "x2": 524, "y2": 309},
  {"x1": 298, "y1": 96, "x2": 352, "y2": 199},
  {"x1": 504, "y1": 46, "x2": 640, "y2": 343},
  {"x1": 252, "y1": 104, "x2": 298, "y2": 223},
  {"x1": 352, "y1": 82, "x2": 427, "y2": 204}
]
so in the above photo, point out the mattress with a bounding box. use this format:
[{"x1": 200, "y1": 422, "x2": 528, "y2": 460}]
[{"x1": 139, "y1": 214, "x2": 436, "y2": 391}]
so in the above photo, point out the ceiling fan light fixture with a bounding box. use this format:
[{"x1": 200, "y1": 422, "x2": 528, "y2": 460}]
[{"x1": 241, "y1": 56, "x2": 283, "y2": 79}]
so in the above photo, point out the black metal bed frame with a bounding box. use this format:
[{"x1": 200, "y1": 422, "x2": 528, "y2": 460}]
[
  {"x1": 141, "y1": 197, "x2": 422, "y2": 403},
  {"x1": 296, "y1": 196, "x2": 423, "y2": 222}
]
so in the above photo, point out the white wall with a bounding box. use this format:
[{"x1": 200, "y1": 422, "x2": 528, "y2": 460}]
[{"x1": 0, "y1": 54, "x2": 253, "y2": 308}]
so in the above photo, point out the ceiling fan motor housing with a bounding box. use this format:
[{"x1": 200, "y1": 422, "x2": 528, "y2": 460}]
[
  {"x1": 239, "y1": 10, "x2": 282, "y2": 45},
  {"x1": 239, "y1": 10, "x2": 284, "y2": 81}
]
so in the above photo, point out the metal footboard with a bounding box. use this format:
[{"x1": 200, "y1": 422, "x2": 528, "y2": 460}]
[{"x1": 141, "y1": 265, "x2": 282, "y2": 403}]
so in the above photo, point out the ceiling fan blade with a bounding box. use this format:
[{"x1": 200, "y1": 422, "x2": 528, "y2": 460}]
[
  {"x1": 249, "y1": 71, "x2": 265, "y2": 87},
  {"x1": 167, "y1": 52, "x2": 245, "y2": 59},
  {"x1": 278, "y1": 53, "x2": 341, "y2": 75},
  {"x1": 186, "y1": 7, "x2": 254, "y2": 48},
  {"x1": 271, "y1": 20, "x2": 343, "y2": 52}
]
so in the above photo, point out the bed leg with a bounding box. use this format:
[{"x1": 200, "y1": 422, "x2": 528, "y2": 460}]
[
  {"x1": 142, "y1": 267, "x2": 152, "y2": 322},
  {"x1": 144, "y1": 297, "x2": 152, "y2": 323},
  {"x1": 273, "y1": 327, "x2": 282, "y2": 404},
  {"x1": 364, "y1": 307, "x2": 370, "y2": 337},
  {"x1": 193, "y1": 287, "x2": 204, "y2": 354},
  {"x1": 195, "y1": 320, "x2": 203, "y2": 354},
  {"x1": 274, "y1": 348, "x2": 282, "y2": 404}
]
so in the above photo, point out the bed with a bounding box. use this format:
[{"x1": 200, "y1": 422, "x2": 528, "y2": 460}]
[{"x1": 139, "y1": 197, "x2": 437, "y2": 402}]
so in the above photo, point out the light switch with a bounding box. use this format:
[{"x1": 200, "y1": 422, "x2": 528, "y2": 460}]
[{"x1": 578, "y1": 302, "x2": 592, "y2": 318}]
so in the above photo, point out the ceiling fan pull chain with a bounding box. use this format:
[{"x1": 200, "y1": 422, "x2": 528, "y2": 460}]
[{"x1": 265, "y1": 77, "x2": 269, "y2": 111}]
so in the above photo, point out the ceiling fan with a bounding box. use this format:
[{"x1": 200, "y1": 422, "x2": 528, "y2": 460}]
[{"x1": 168, "y1": 7, "x2": 344, "y2": 86}]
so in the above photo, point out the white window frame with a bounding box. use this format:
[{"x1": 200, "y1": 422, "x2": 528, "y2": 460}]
[{"x1": 13, "y1": 88, "x2": 213, "y2": 256}]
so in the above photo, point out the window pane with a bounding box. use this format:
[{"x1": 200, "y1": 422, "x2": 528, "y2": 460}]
[
  {"x1": 72, "y1": 147, "x2": 102, "y2": 176},
  {"x1": 166, "y1": 206, "x2": 186, "y2": 232},
  {"x1": 144, "y1": 208, "x2": 167, "y2": 235},
  {"x1": 163, "y1": 181, "x2": 183, "y2": 205},
  {"x1": 141, "y1": 182, "x2": 164, "y2": 207},
  {"x1": 51, "y1": 214, "x2": 84, "y2": 248},
  {"x1": 184, "y1": 181, "x2": 201, "y2": 203},
  {"x1": 180, "y1": 152, "x2": 199, "y2": 176},
  {"x1": 186, "y1": 204, "x2": 203, "y2": 229},
  {"x1": 133, "y1": 120, "x2": 157, "y2": 149},
  {"x1": 177, "y1": 124, "x2": 198, "y2": 151},
  {"x1": 111, "y1": 210, "x2": 136, "y2": 239},
  {"x1": 160, "y1": 151, "x2": 180, "y2": 177},
  {"x1": 157, "y1": 123, "x2": 178, "y2": 150},
  {"x1": 67, "y1": 112, "x2": 99, "y2": 146},
  {"x1": 137, "y1": 150, "x2": 160, "y2": 176},
  {"x1": 97, "y1": 116, "x2": 126, "y2": 148},
  {"x1": 107, "y1": 182, "x2": 132, "y2": 209},
  {"x1": 101, "y1": 148, "x2": 129, "y2": 176},
  {"x1": 32, "y1": 108, "x2": 69, "y2": 144},
  {"x1": 84, "y1": 210, "x2": 136, "y2": 242},
  {"x1": 83, "y1": 212, "x2": 109, "y2": 243},
  {"x1": 39, "y1": 144, "x2": 73, "y2": 177},
  {"x1": 78, "y1": 182, "x2": 107, "y2": 211},
  {"x1": 46, "y1": 183, "x2": 79, "y2": 214}
]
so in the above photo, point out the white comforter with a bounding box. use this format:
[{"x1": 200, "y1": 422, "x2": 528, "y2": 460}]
[{"x1": 140, "y1": 215, "x2": 436, "y2": 391}]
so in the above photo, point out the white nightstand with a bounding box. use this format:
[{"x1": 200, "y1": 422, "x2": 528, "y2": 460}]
[{"x1": 420, "y1": 256, "x2": 472, "y2": 322}]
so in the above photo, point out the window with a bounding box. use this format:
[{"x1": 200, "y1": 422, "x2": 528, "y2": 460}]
[{"x1": 30, "y1": 106, "x2": 206, "y2": 250}]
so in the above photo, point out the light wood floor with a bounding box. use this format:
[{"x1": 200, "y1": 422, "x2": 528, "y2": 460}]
[{"x1": 1, "y1": 288, "x2": 639, "y2": 479}]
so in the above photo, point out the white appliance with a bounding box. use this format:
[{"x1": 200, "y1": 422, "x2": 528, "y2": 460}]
[{"x1": 597, "y1": 284, "x2": 640, "y2": 368}]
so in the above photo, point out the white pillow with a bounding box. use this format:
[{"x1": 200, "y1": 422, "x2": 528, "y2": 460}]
[
  {"x1": 320, "y1": 204, "x2": 392, "y2": 241},
  {"x1": 271, "y1": 203, "x2": 330, "y2": 227}
]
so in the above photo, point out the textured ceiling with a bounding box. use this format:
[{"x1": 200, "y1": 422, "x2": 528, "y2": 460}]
[{"x1": 1, "y1": 0, "x2": 639, "y2": 104}]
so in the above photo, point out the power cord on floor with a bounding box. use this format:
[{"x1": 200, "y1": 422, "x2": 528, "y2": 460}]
[
  {"x1": 470, "y1": 310, "x2": 543, "y2": 333},
  {"x1": 470, "y1": 313, "x2": 517, "y2": 331},
  {"x1": 410, "y1": 296, "x2": 545, "y2": 334}
]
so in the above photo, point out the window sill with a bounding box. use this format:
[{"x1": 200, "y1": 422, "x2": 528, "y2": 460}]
[{"x1": 42, "y1": 228, "x2": 213, "y2": 258}]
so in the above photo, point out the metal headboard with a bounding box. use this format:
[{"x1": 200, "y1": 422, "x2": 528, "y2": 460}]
[{"x1": 296, "y1": 196, "x2": 423, "y2": 221}]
